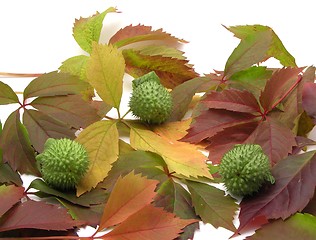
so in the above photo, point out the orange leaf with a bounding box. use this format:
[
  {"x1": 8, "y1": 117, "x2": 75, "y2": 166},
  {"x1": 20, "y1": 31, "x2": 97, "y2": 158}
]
[
  {"x1": 98, "y1": 172, "x2": 159, "y2": 231},
  {"x1": 103, "y1": 205, "x2": 197, "y2": 240}
]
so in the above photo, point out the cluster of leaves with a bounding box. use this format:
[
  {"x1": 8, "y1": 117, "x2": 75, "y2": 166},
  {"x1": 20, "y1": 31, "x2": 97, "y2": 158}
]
[{"x1": 1, "y1": 7, "x2": 316, "y2": 239}]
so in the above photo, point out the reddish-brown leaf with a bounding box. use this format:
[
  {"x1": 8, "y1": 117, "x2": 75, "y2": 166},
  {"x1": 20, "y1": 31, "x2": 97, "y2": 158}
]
[
  {"x1": 103, "y1": 205, "x2": 196, "y2": 240},
  {"x1": 0, "y1": 110, "x2": 39, "y2": 175},
  {"x1": 0, "y1": 199, "x2": 83, "y2": 232},
  {"x1": 98, "y1": 172, "x2": 159, "y2": 230},
  {"x1": 123, "y1": 49, "x2": 198, "y2": 89},
  {"x1": 0, "y1": 82, "x2": 19, "y2": 105},
  {"x1": 244, "y1": 117, "x2": 296, "y2": 165},
  {"x1": 109, "y1": 24, "x2": 187, "y2": 48},
  {"x1": 207, "y1": 121, "x2": 258, "y2": 164},
  {"x1": 0, "y1": 185, "x2": 24, "y2": 217},
  {"x1": 23, "y1": 109, "x2": 75, "y2": 153},
  {"x1": 235, "y1": 150, "x2": 316, "y2": 236},
  {"x1": 259, "y1": 67, "x2": 304, "y2": 113},
  {"x1": 302, "y1": 82, "x2": 316, "y2": 121},
  {"x1": 182, "y1": 109, "x2": 257, "y2": 144},
  {"x1": 202, "y1": 89, "x2": 261, "y2": 113}
]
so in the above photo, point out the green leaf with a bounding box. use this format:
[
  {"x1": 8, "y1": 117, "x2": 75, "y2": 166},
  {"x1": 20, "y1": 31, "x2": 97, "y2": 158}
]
[
  {"x1": 0, "y1": 82, "x2": 19, "y2": 105},
  {"x1": 59, "y1": 55, "x2": 89, "y2": 81},
  {"x1": 0, "y1": 163, "x2": 22, "y2": 186},
  {"x1": 73, "y1": 7, "x2": 117, "y2": 53},
  {"x1": 134, "y1": 45, "x2": 186, "y2": 60},
  {"x1": 23, "y1": 71, "x2": 90, "y2": 99},
  {"x1": 224, "y1": 30, "x2": 272, "y2": 77},
  {"x1": 123, "y1": 48, "x2": 198, "y2": 89},
  {"x1": 226, "y1": 25, "x2": 296, "y2": 67},
  {"x1": 86, "y1": 43, "x2": 125, "y2": 109},
  {"x1": 0, "y1": 110, "x2": 39, "y2": 175},
  {"x1": 246, "y1": 213, "x2": 316, "y2": 240},
  {"x1": 23, "y1": 109, "x2": 75, "y2": 153},
  {"x1": 186, "y1": 180, "x2": 238, "y2": 232}
]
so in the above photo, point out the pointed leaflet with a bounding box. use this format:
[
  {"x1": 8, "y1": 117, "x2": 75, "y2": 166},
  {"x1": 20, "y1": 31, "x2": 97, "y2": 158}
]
[
  {"x1": 260, "y1": 67, "x2": 304, "y2": 113},
  {"x1": 226, "y1": 25, "x2": 296, "y2": 67},
  {"x1": 0, "y1": 185, "x2": 24, "y2": 217},
  {"x1": 75, "y1": 120, "x2": 119, "y2": 196},
  {"x1": 153, "y1": 119, "x2": 192, "y2": 142},
  {"x1": 23, "y1": 71, "x2": 90, "y2": 99},
  {"x1": 244, "y1": 117, "x2": 296, "y2": 165},
  {"x1": 303, "y1": 82, "x2": 316, "y2": 121},
  {"x1": 59, "y1": 55, "x2": 89, "y2": 81},
  {"x1": 73, "y1": 7, "x2": 117, "y2": 53},
  {"x1": 30, "y1": 95, "x2": 101, "y2": 129},
  {"x1": 86, "y1": 43, "x2": 125, "y2": 109},
  {"x1": 98, "y1": 172, "x2": 159, "y2": 230},
  {"x1": 123, "y1": 48, "x2": 198, "y2": 89},
  {"x1": 224, "y1": 30, "x2": 272, "y2": 77},
  {"x1": 236, "y1": 150, "x2": 316, "y2": 235},
  {"x1": 0, "y1": 163, "x2": 22, "y2": 186},
  {"x1": 0, "y1": 110, "x2": 39, "y2": 175},
  {"x1": 186, "y1": 181, "x2": 237, "y2": 232},
  {"x1": 0, "y1": 81, "x2": 19, "y2": 105},
  {"x1": 246, "y1": 213, "x2": 316, "y2": 240},
  {"x1": 202, "y1": 89, "x2": 261, "y2": 113},
  {"x1": 183, "y1": 109, "x2": 257, "y2": 144},
  {"x1": 0, "y1": 199, "x2": 83, "y2": 232},
  {"x1": 135, "y1": 45, "x2": 186, "y2": 59},
  {"x1": 129, "y1": 124, "x2": 212, "y2": 179},
  {"x1": 103, "y1": 205, "x2": 196, "y2": 240},
  {"x1": 109, "y1": 24, "x2": 187, "y2": 48},
  {"x1": 23, "y1": 109, "x2": 75, "y2": 153}
]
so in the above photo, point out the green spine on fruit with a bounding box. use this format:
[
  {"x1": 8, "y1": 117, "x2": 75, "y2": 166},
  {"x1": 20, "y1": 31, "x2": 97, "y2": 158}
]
[
  {"x1": 129, "y1": 72, "x2": 173, "y2": 124},
  {"x1": 36, "y1": 138, "x2": 89, "y2": 191},
  {"x1": 219, "y1": 144, "x2": 275, "y2": 196}
]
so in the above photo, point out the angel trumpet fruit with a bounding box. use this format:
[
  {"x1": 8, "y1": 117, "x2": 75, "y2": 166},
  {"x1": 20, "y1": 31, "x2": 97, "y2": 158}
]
[
  {"x1": 129, "y1": 71, "x2": 173, "y2": 124},
  {"x1": 36, "y1": 138, "x2": 89, "y2": 191},
  {"x1": 219, "y1": 144, "x2": 275, "y2": 197}
]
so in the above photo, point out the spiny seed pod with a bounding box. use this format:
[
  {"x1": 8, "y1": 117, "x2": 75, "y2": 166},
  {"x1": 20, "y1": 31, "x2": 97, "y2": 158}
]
[
  {"x1": 219, "y1": 144, "x2": 275, "y2": 197},
  {"x1": 129, "y1": 72, "x2": 173, "y2": 124},
  {"x1": 36, "y1": 138, "x2": 89, "y2": 191}
]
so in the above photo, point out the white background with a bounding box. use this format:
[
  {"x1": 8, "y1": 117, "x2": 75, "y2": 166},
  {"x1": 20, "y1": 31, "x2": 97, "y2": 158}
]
[{"x1": 0, "y1": 1, "x2": 315, "y2": 239}]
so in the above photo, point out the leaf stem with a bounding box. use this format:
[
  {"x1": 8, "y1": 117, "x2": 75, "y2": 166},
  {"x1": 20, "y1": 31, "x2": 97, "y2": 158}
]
[
  {"x1": 0, "y1": 72, "x2": 42, "y2": 78},
  {"x1": 120, "y1": 108, "x2": 131, "y2": 120}
]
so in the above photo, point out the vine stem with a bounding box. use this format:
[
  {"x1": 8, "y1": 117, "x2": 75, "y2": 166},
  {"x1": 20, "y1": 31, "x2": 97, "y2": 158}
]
[
  {"x1": 120, "y1": 108, "x2": 131, "y2": 120},
  {"x1": 0, "y1": 72, "x2": 42, "y2": 78}
]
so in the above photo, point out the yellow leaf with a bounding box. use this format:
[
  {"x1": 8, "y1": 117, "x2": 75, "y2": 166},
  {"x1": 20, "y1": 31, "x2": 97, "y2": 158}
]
[
  {"x1": 130, "y1": 124, "x2": 212, "y2": 179},
  {"x1": 76, "y1": 120, "x2": 119, "y2": 196},
  {"x1": 153, "y1": 119, "x2": 192, "y2": 141},
  {"x1": 86, "y1": 43, "x2": 125, "y2": 109}
]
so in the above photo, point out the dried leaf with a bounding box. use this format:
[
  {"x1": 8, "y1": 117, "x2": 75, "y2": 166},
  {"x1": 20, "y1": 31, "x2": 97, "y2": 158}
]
[
  {"x1": 0, "y1": 82, "x2": 19, "y2": 105},
  {"x1": 75, "y1": 120, "x2": 119, "y2": 196},
  {"x1": 0, "y1": 185, "x2": 24, "y2": 217},
  {"x1": 86, "y1": 43, "x2": 125, "y2": 109}
]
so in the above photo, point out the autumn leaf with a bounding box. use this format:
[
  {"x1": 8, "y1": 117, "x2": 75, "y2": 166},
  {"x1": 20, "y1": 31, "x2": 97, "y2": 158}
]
[
  {"x1": 23, "y1": 109, "x2": 75, "y2": 152},
  {"x1": 0, "y1": 185, "x2": 24, "y2": 217},
  {"x1": 0, "y1": 82, "x2": 19, "y2": 105},
  {"x1": 246, "y1": 213, "x2": 316, "y2": 240},
  {"x1": 0, "y1": 199, "x2": 83, "y2": 232},
  {"x1": 86, "y1": 43, "x2": 125, "y2": 109},
  {"x1": 98, "y1": 172, "x2": 159, "y2": 230},
  {"x1": 73, "y1": 7, "x2": 117, "y2": 53},
  {"x1": 59, "y1": 55, "x2": 89, "y2": 81},
  {"x1": 153, "y1": 119, "x2": 192, "y2": 142},
  {"x1": 102, "y1": 204, "x2": 197, "y2": 240},
  {"x1": 123, "y1": 48, "x2": 198, "y2": 89},
  {"x1": 134, "y1": 45, "x2": 186, "y2": 59},
  {"x1": 236, "y1": 150, "x2": 316, "y2": 235},
  {"x1": 109, "y1": 24, "x2": 187, "y2": 48},
  {"x1": 129, "y1": 123, "x2": 212, "y2": 179},
  {"x1": 75, "y1": 120, "x2": 119, "y2": 196},
  {"x1": 0, "y1": 163, "x2": 22, "y2": 186},
  {"x1": 0, "y1": 110, "x2": 39, "y2": 175},
  {"x1": 186, "y1": 180, "x2": 238, "y2": 232},
  {"x1": 23, "y1": 71, "x2": 90, "y2": 99},
  {"x1": 303, "y1": 82, "x2": 316, "y2": 122}
]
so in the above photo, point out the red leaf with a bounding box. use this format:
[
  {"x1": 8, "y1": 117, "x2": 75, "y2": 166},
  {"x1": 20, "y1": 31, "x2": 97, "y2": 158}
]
[
  {"x1": 103, "y1": 205, "x2": 196, "y2": 240},
  {"x1": 207, "y1": 121, "x2": 258, "y2": 164},
  {"x1": 0, "y1": 110, "x2": 39, "y2": 175},
  {"x1": 302, "y1": 82, "x2": 316, "y2": 121},
  {"x1": 0, "y1": 185, "x2": 24, "y2": 217},
  {"x1": 182, "y1": 109, "x2": 257, "y2": 143},
  {"x1": 235, "y1": 150, "x2": 316, "y2": 235},
  {"x1": 259, "y1": 67, "x2": 304, "y2": 112},
  {"x1": 202, "y1": 89, "x2": 261, "y2": 113},
  {"x1": 109, "y1": 24, "x2": 187, "y2": 48},
  {"x1": 23, "y1": 109, "x2": 75, "y2": 153},
  {"x1": 0, "y1": 199, "x2": 84, "y2": 232}
]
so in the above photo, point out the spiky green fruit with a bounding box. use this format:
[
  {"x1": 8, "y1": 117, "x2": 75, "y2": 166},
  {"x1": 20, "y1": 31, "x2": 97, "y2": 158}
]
[
  {"x1": 36, "y1": 138, "x2": 89, "y2": 191},
  {"x1": 219, "y1": 144, "x2": 275, "y2": 197},
  {"x1": 129, "y1": 72, "x2": 173, "y2": 124}
]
